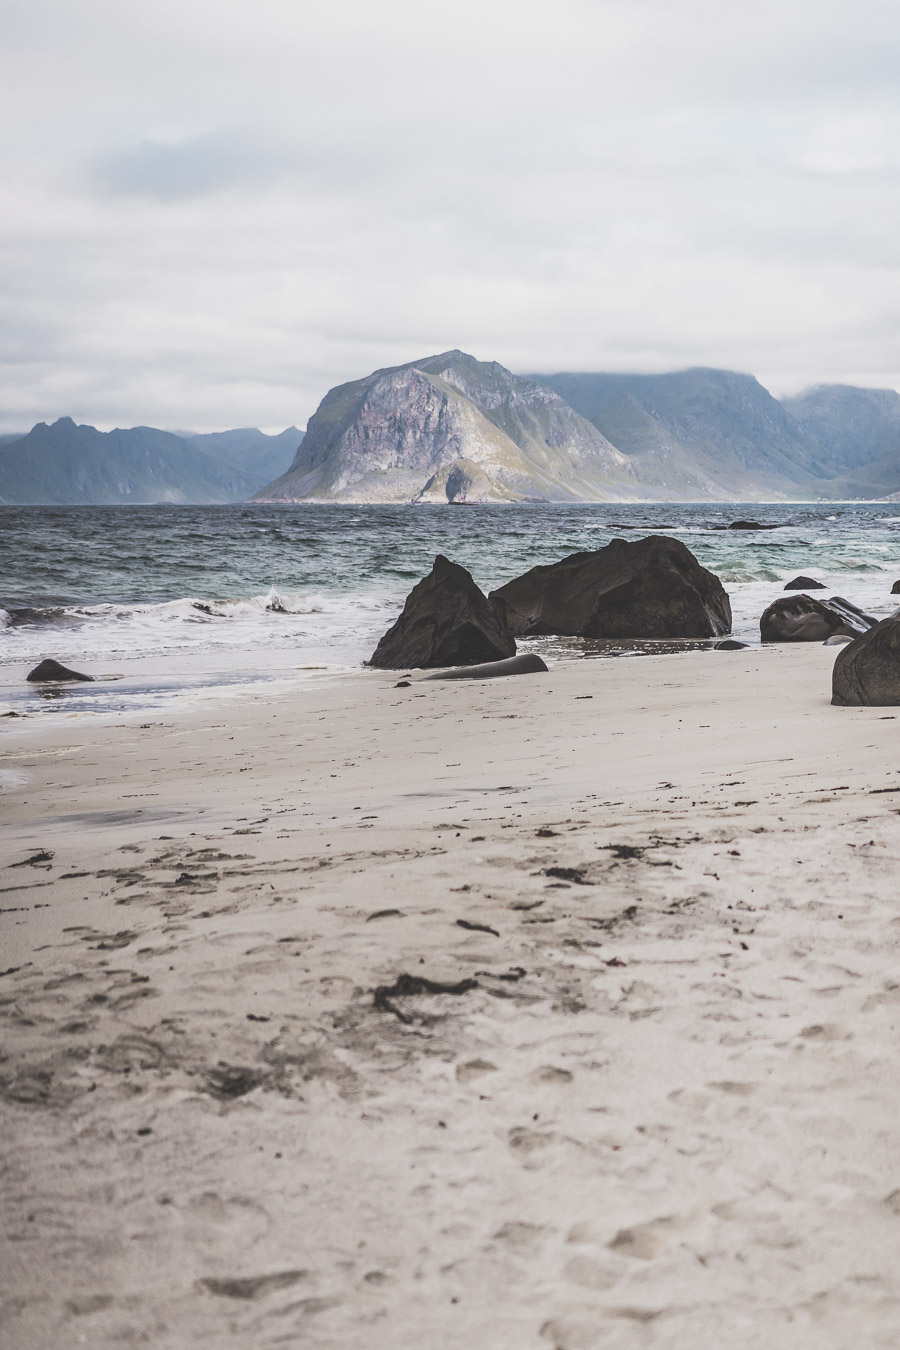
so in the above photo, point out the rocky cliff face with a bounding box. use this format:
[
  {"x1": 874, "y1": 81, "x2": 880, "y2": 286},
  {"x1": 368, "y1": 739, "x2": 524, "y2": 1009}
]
[{"x1": 253, "y1": 351, "x2": 632, "y2": 504}]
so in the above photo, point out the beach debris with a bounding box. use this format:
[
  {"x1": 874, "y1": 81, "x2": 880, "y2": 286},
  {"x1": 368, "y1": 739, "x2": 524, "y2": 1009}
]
[
  {"x1": 784, "y1": 575, "x2": 826, "y2": 590},
  {"x1": 366, "y1": 908, "x2": 403, "y2": 921},
  {"x1": 9, "y1": 849, "x2": 54, "y2": 867},
  {"x1": 489, "y1": 535, "x2": 731, "y2": 640},
  {"x1": 421, "y1": 652, "x2": 548, "y2": 681},
  {"x1": 832, "y1": 616, "x2": 900, "y2": 706},
  {"x1": 456, "y1": 918, "x2": 500, "y2": 936},
  {"x1": 760, "y1": 593, "x2": 876, "y2": 642},
  {"x1": 373, "y1": 972, "x2": 479, "y2": 1023},
  {"x1": 203, "y1": 1064, "x2": 265, "y2": 1099},
  {"x1": 26, "y1": 658, "x2": 93, "y2": 683},
  {"x1": 824, "y1": 634, "x2": 853, "y2": 646},
  {"x1": 601, "y1": 843, "x2": 644, "y2": 860},
  {"x1": 544, "y1": 865, "x2": 592, "y2": 884},
  {"x1": 475, "y1": 966, "x2": 526, "y2": 981},
  {"x1": 394, "y1": 680, "x2": 411, "y2": 687},
  {"x1": 714, "y1": 638, "x2": 750, "y2": 650},
  {"x1": 368, "y1": 554, "x2": 516, "y2": 669},
  {"x1": 199, "y1": 1271, "x2": 308, "y2": 1300}
]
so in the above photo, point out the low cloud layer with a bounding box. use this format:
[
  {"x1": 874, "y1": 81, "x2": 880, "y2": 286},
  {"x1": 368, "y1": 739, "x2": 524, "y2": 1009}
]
[{"x1": 1, "y1": 0, "x2": 899, "y2": 431}]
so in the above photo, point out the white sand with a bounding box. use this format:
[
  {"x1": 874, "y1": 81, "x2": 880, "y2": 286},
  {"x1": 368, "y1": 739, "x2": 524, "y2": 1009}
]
[{"x1": 2, "y1": 646, "x2": 900, "y2": 1349}]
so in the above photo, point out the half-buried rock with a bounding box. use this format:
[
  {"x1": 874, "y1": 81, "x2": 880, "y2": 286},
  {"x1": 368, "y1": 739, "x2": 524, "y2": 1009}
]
[
  {"x1": 832, "y1": 617, "x2": 900, "y2": 705},
  {"x1": 27, "y1": 658, "x2": 93, "y2": 683},
  {"x1": 490, "y1": 535, "x2": 731, "y2": 639},
  {"x1": 421, "y1": 653, "x2": 548, "y2": 681},
  {"x1": 368, "y1": 554, "x2": 516, "y2": 669}
]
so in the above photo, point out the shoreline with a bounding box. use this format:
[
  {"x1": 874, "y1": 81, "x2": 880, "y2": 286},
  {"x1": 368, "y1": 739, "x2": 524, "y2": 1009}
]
[{"x1": 3, "y1": 646, "x2": 900, "y2": 1348}]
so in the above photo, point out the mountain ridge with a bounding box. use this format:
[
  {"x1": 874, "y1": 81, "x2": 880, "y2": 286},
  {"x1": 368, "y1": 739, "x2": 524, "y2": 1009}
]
[
  {"x1": 5, "y1": 355, "x2": 900, "y2": 505},
  {"x1": 0, "y1": 419, "x2": 299, "y2": 504}
]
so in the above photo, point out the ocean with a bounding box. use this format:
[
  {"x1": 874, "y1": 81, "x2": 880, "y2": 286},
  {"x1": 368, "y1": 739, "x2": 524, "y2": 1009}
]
[{"x1": 2, "y1": 502, "x2": 899, "y2": 718}]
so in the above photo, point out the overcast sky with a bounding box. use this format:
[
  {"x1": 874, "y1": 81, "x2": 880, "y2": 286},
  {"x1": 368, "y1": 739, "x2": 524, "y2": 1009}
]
[{"x1": 1, "y1": 0, "x2": 899, "y2": 432}]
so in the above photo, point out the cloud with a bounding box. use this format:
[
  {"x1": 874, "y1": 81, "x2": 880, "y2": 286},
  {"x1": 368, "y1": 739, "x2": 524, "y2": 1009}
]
[
  {"x1": 89, "y1": 132, "x2": 275, "y2": 202},
  {"x1": 0, "y1": 0, "x2": 899, "y2": 431}
]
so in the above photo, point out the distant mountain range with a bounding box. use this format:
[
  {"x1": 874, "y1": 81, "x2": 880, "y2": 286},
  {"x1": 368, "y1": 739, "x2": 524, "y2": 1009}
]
[
  {"x1": 254, "y1": 352, "x2": 900, "y2": 503},
  {"x1": 4, "y1": 352, "x2": 900, "y2": 504},
  {"x1": 0, "y1": 420, "x2": 302, "y2": 505}
]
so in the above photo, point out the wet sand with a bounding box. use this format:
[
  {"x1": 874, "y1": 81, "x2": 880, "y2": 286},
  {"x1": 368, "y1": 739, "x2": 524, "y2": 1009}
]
[{"x1": 2, "y1": 646, "x2": 900, "y2": 1349}]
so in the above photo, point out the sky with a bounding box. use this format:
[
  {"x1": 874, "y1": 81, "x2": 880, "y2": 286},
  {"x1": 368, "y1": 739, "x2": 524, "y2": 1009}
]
[{"x1": 1, "y1": 0, "x2": 899, "y2": 432}]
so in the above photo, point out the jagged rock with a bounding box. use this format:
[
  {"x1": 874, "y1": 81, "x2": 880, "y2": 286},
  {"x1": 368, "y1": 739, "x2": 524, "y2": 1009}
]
[
  {"x1": 368, "y1": 555, "x2": 516, "y2": 669},
  {"x1": 490, "y1": 536, "x2": 731, "y2": 640},
  {"x1": 760, "y1": 594, "x2": 876, "y2": 642},
  {"x1": 27, "y1": 659, "x2": 93, "y2": 682},
  {"x1": 715, "y1": 639, "x2": 750, "y2": 650},
  {"x1": 421, "y1": 653, "x2": 548, "y2": 681},
  {"x1": 832, "y1": 617, "x2": 900, "y2": 705},
  {"x1": 784, "y1": 576, "x2": 826, "y2": 590}
]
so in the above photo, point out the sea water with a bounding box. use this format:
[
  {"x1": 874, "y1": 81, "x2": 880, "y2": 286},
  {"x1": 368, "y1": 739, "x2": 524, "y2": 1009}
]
[{"x1": 1, "y1": 502, "x2": 898, "y2": 717}]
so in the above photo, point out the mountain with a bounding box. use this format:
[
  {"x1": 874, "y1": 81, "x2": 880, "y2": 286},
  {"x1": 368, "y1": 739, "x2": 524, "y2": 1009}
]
[
  {"x1": 783, "y1": 385, "x2": 900, "y2": 480},
  {"x1": 186, "y1": 427, "x2": 302, "y2": 492},
  {"x1": 0, "y1": 418, "x2": 256, "y2": 505},
  {"x1": 254, "y1": 350, "x2": 639, "y2": 504},
  {"x1": 538, "y1": 368, "x2": 824, "y2": 498}
]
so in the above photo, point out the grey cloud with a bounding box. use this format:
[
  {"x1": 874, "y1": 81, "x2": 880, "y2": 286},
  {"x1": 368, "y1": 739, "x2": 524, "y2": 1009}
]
[
  {"x1": 89, "y1": 132, "x2": 279, "y2": 201},
  {"x1": 1, "y1": 0, "x2": 900, "y2": 431}
]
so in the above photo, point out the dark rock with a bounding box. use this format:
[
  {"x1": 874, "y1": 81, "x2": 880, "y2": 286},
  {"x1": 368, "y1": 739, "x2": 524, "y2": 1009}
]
[
  {"x1": 420, "y1": 653, "x2": 548, "y2": 681},
  {"x1": 784, "y1": 575, "x2": 826, "y2": 590},
  {"x1": 760, "y1": 594, "x2": 876, "y2": 642},
  {"x1": 715, "y1": 639, "x2": 750, "y2": 650},
  {"x1": 26, "y1": 659, "x2": 93, "y2": 683},
  {"x1": 892, "y1": 580, "x2": 900, "y2": 595},
  {"x1": 726, "y1": 520, "x2": 781, "y2": 530},
  {"x1": 368, "y1": 554, "x2": 516, "y2": 669},
  {"x1": 490, "y1": 535, "x2": 731, "y2": 640},
  {"x1": 832, "y1": 617, "x2": 900, "y2": 705}
]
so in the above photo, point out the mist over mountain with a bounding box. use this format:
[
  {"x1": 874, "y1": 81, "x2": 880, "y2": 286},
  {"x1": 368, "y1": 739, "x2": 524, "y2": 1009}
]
[
  {"x1": 0, "y1": 419, "x2": 257, "y2": 505},
  {"x1": 538, "y1": 369, "x2": 824, "y2": 498},
  {"x1": 783, "y1": 385, "x2": 900, "y2": 476}
]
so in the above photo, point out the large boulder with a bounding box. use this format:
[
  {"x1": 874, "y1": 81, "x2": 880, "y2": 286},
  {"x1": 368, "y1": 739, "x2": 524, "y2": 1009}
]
[
  {"x1": 760, "y1": 594, "x2": 875, "y2": 642},
  {"x1": 368, "y1": 554, "x2": 516, "y2": 669},
  {"x1": 832, "y1": 617, "x2": 900, "y2": 705},
  {"x1": 489, "y1": 535, "x2": 731, "y2": 639},
  {"x1": 891, "y1": 579, "x2": 900, "y2": 595},
  {"x1": 27, "y1": 658, "x2": 93, "y2": 682}
]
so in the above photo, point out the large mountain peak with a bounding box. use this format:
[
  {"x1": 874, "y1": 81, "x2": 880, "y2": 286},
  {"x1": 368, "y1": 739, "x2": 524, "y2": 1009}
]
[{"x1": 256, "y1": 351, "x2": 628, "y2": 504}]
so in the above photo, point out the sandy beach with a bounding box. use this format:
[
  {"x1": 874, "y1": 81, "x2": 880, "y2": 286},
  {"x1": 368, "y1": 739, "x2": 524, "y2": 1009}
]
[{"x1": 3, "y1": 645, "x2": 900, "y2": 1349}]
